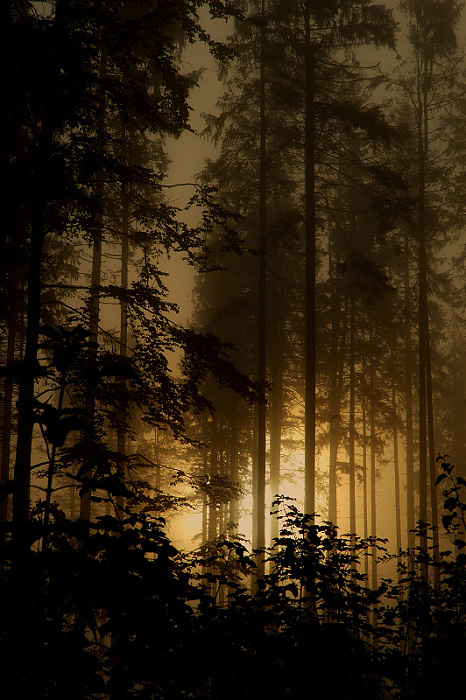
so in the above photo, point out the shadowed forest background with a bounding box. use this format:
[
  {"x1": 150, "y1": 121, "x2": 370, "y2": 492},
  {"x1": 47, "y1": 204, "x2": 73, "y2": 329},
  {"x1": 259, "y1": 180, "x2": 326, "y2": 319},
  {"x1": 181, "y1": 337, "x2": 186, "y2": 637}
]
[{"x1": 3, "y1": 1, "x2": 466, "y2": 698}]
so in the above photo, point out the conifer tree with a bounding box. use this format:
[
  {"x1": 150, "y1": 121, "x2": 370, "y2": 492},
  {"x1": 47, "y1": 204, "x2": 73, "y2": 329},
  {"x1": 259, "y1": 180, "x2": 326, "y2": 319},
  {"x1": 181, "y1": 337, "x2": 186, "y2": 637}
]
[{"x1": 3, "y1": 0, "x2": 257, "y2": 547}]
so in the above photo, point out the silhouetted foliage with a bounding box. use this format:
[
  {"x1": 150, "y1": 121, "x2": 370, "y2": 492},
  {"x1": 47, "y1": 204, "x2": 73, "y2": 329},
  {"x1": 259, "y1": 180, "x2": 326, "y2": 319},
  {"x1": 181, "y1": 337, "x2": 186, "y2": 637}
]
[{"x1": 3, "y1": 466, "x2": 466, "y2": 698}]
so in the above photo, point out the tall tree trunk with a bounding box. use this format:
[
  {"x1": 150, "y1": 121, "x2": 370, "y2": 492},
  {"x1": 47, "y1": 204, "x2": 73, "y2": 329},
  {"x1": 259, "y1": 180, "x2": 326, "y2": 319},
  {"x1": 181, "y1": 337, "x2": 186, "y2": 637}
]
[
  {"x1": 116, "y1": 129, "x2": 129, "y2": 518},
  {"x1": 229, "y1": 407, "x2": 239, "y2": 538},
  {"x1": 416, "y1": 48, "x2": 440, "y2": 583},
  {"x1": 42, "y1": 366, "x2": 68, "y2": 549},
  {"x1": 154, "y1": 427, "x2": 161, "y2": 491},
  {"x1": 13, "y1": 110, "x2": 54, "y2": 538},
  {"x1": 370, "y1": 332, "x2": 377, "y2": 591},
  {"x1": 303, "y1": 0, "x2": 316, "y2": 516},
  {"x1": 329, "y1": 295, "x2": 348, "y2": 526},
  {"x1": 110, "y1": 177, "x2": 130, "y2": 700},
  {"x1": 79, "y1": 191, "x2": 103, "y2": 522},
  {"x1": 417, "y1": 89, "x2": 428, "y2": 550},
  {"x1": 362, "y1": 374, "x2": 369, "y2": 584},
  {"x1": 359, "y1": 318, "x2": 369, "y2": 583},
  {"x1": 228, "y1": 408, "x2": 239, "y2": 599},
  {"x1": 79, "y1": 48, "x2": 107, "y2": 522},
  {"x1": 450, "y1": 317, "x2": 466, "y2": 481},
  {"x1": 349, "y1": 299, "x2": 356, "y2": 538},
  {"x1": 253, "y1": 0, "x2": 267, "y2": 580},
  {"x1": 202, "y1": 414, "x2": 208, "y2": 547},
  {"x1": 404, "y1": 238, "x2": 415, "y2": 557},
  {"x1": 426, "y1": 328, "x2": 440, "y2": 584},
  {"x1": 219, "y1": 449, "x2": 225, "y2": 537},
  {"x1": 208, "y1": 415, "x2": 219, "y2": 543},
  {"x1": 269, "y1": 313, "x2": 283, "y2": 542},
  {"x1": 328, "y1": 240, "x2": 342, "y2": 525},
  {"x1": 1, "y1": 321, "x2": 16, "y2": 522},
  {"x1": 390, "y1": 333, "x2": 402, "y2": 565}
]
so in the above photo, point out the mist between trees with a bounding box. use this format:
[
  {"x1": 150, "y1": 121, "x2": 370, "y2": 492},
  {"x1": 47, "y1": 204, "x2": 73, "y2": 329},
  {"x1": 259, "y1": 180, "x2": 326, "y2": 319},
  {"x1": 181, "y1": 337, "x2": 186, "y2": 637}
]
[{"x1": 2, "y1": 1, "x2": 466, "y2": 698}]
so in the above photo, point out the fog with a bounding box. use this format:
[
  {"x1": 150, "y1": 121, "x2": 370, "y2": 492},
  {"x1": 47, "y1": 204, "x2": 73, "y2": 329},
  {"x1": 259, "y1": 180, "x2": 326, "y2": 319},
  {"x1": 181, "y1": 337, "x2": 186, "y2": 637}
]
[
  {"x1": 3, "y1": 1, "x2": 466, "y2": 697},
  {"x1": 165, "y1": 2, "x2": 466, "y2": 566}
]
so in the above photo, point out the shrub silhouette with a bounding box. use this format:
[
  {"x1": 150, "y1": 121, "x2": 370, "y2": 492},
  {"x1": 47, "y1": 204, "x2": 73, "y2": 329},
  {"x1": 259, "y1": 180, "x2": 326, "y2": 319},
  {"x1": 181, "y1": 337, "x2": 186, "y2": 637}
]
[{"x1": 2, "y1": 462, "x2": 466, "y2": 698}]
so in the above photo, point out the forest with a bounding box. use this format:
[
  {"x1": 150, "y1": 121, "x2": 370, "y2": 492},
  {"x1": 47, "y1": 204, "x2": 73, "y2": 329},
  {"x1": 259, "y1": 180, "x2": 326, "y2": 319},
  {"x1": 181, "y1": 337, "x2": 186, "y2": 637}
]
[{"x1": 2, "y1": 0, "x2": 466, "y2": 697}]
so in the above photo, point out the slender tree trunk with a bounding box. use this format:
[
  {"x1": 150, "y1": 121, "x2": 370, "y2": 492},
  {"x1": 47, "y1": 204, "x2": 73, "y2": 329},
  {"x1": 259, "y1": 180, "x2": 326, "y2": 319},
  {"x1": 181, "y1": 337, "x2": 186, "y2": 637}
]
[
  {"x1": 349, "y1": 299, "x2": 356, "y2": 538},
  {"x1": 390, "y1": 333, "x2": 402, "y2": 565},
  {"x1": 154, "y1": 427, "x2": 161, "y2": 491},
  {"x1": 18, "y1": 285, "x2": 26, "y2": 361},
  {"x1": 304, "y1": 1, "x2": 316, "y2": 516},
  {"x1": 1, "y1": 2, "x2": 11, "y2": 304},
  {"x1": 426, "y1": 329, "x2": 440, "y2": 585},
  {"x1": 229, "y1": 407, "x2": 239, "y2": 537},
  {"x1": 418, "y1": 148, "x2": 428, "y2": 540},
  {"x1": 69, "y1": 463, "x2": 76, "y2": 521},
  {"x1": 362, "y1": 376, "x2": 369, "y2": 584},
  {"x1": 79, "y1": 197, "x2": 102, "y2": 522},
  {"x1": 416, "y1": 49, "x2": 437, "y2": 583},
  {"x1": 228, "y1": 408, "x2": 239, "y2": 600},
  {"x1": 208, "y1": 415, "x2": 219, "y2": 543},
  {"x1": 13, "y1": 113, "x2": 54, "y2": 537},
  {"x1": 253, "y1": 0, "x2": 267, "y2": 580},
  {"x1": 422, "y1": 62, "x2": 439, "y2": 569},
  {"x1": 79, "y1": 48, "x2": 107, "y2": 522},
  {"x1": 359, "y1": 317, "x2": 369, "y2": 585},
  {"x1": 404, "y1": 238, "x2": 415, "y2": 557},
  {"x1": 328, "y1": 240, "x2": 342, "y2": 525},
  {"x1": 269, "y1": 314, "x2": 283, "y2": 542},
  {"x1": 450, "y1": 317, "x2": 466, "y2": 480},
  {"x1": 370, "y1": 332, "x2": 377, "y2": 591},
  {"x1": 202, "y1": 414, "x2": 208, "y2": 547},
  {"x1": 329, "y1": 296, "x2": 348, "y2": 526},
  {"x1": 110, "y1": 181, "x2": 130, "y2": 700},
  {"x1": 219, "y1": 449, "x2": 225, "y2": 537},
  {"x1": 116, "y1": 130, "x2": 129, "y2": 517},
  {"x1": 1, "y1": 322, "x2": 16, "y2": 522},
  {"x1": 42, "y1": 369, "x2": 68, "y2": 549},
  {"x1": 416, "y1": 30, "x2": 441, "y2": 588}
]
